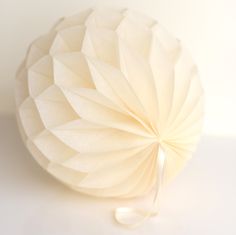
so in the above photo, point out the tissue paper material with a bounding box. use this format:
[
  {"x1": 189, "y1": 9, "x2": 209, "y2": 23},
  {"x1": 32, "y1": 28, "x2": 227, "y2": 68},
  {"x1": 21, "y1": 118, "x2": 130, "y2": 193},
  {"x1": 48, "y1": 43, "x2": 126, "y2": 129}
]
[{"x1": 15, "y1": 8, "x2": 204, "y2": 198}]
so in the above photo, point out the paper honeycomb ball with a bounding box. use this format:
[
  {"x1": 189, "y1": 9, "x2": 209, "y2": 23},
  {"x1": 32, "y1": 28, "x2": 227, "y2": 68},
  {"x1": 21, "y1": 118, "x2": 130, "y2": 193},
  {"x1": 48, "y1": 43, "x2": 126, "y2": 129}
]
[{"x1": 15, "y1": 8, "x2": 204, "y2": 198}]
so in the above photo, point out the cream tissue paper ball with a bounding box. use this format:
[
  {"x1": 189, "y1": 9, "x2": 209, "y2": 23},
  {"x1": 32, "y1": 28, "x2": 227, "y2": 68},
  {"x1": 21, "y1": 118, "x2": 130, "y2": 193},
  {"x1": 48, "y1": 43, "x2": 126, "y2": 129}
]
[{"x1": 15, "y1": 7, "x2": 204, "y2": 227}]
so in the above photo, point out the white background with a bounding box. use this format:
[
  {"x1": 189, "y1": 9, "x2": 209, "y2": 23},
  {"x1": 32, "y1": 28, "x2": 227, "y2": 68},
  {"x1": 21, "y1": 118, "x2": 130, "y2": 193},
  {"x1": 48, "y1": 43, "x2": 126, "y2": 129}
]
[{"x1": 0, "y1": 0, "x2": 236, "y2": 235}]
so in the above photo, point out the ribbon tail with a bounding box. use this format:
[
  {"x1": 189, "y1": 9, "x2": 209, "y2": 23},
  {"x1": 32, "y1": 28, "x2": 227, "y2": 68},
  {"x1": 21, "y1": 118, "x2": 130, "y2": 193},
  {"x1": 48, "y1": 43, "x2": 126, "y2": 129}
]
[{"x1": 114, "y1": 147, "x2": 166, "y2": 228}]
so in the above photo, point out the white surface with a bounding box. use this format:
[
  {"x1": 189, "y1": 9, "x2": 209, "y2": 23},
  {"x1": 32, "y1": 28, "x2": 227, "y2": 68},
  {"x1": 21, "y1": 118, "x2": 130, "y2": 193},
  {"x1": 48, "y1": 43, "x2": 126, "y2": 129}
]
[
  {"x1": 0, "y1": 115, "x2": 235, "y2": 235},
  {"x1": 1, "y1": 0, "x2": 236, "y2": 136}
]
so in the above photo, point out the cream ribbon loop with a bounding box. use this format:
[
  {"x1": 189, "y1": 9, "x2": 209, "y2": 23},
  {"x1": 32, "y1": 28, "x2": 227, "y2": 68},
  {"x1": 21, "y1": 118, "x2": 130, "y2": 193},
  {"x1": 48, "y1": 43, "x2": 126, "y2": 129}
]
[{"x1": 114, "y1": 147, "x2": 166, "y2": 228}]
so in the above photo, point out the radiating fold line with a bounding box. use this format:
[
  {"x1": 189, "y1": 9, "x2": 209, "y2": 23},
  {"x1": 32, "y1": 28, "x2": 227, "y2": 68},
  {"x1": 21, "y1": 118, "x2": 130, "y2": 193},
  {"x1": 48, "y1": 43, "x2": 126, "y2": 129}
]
[
  {"x1": 59, "y1": 144, "x2": 151, "y2": 173},
  {"x1": 165, "y1": 65, "x2": 198, "y2": 128},
  {"x1": 117, "y1": 38, "x2": 159, "y2": 134},
  {"x1": 62, "y1": 87, "x2": 155, "y2": 138},
  {"x1": 121, "y1": 145, "x2": 157, "y2": 197},
  {"x1": 85, "y1": 55, "x2": 155, "y2": 134},
  {"x1": 77, "y1": 144, "x2": 156, "y2": 188},
  {"x1": 166, "y1": 94, "x2": 204, "y2": 136},
  {"x1": 165, "y1": 75, "x2": 203, "y2": 132}
]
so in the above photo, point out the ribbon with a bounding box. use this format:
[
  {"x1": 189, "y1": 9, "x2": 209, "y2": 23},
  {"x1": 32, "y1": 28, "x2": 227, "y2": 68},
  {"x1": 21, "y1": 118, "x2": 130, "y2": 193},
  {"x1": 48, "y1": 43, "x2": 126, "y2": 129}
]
[{"x1": 114, "y1": 147, "x2": 166, "y2": 228}]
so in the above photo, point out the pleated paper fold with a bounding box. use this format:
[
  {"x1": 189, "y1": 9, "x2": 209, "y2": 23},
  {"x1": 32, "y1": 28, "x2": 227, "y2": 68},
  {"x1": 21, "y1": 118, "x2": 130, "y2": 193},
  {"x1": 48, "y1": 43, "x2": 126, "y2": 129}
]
[{"x1": 15, "y1": 7, "x2": 204, "y2": 226}]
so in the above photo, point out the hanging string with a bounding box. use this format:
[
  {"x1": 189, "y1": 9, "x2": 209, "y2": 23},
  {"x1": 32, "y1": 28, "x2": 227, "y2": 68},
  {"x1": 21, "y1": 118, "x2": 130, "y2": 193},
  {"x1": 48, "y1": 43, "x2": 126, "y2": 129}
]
[{"x1": 114, "y1": 146, "x2": 166, "y2": 228}]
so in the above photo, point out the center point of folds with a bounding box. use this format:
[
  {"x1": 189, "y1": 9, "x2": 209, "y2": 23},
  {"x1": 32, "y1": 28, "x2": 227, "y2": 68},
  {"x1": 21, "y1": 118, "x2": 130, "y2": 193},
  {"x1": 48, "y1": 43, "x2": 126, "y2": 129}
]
[{"x1": 148, "y1": 134, "x2": 162, "y2": 145}]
